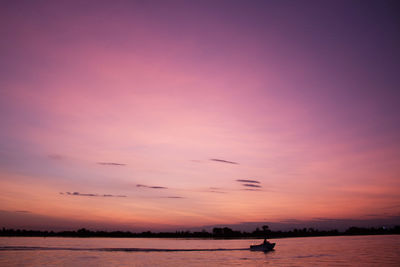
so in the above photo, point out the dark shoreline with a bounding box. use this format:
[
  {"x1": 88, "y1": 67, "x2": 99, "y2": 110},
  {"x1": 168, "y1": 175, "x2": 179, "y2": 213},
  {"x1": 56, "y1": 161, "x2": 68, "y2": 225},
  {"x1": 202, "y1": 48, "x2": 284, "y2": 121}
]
[{"x1": 1, "y1": 226, "x2": 399, "y2": 239}]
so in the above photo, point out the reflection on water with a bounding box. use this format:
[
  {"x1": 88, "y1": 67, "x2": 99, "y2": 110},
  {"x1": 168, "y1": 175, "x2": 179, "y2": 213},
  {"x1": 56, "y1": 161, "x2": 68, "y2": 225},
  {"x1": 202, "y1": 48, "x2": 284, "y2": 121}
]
[{"x1": 0, "y1": 235, "x2": 399, "y2": 266}]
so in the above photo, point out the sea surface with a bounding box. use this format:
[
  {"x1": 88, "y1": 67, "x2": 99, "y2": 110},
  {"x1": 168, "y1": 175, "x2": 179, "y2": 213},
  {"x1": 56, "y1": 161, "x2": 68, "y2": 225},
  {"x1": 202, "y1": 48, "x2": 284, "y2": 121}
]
[{"x1": 0, "y1": 235, "x2": 399, "y2": 266}]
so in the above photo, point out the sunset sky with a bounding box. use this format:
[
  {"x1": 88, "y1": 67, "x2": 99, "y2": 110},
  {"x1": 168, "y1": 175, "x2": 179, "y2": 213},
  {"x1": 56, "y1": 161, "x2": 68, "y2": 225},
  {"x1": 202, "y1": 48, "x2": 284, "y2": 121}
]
[{"x1": 1, "y1": 0, "x2": 399, "y2": 231}]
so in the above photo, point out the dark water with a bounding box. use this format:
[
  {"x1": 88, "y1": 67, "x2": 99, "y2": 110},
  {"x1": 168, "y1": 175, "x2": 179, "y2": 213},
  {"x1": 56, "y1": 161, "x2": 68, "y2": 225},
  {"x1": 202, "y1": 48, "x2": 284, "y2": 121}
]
[{"x1": 0, "y1": 235, "x2": 399, "y2": 266}]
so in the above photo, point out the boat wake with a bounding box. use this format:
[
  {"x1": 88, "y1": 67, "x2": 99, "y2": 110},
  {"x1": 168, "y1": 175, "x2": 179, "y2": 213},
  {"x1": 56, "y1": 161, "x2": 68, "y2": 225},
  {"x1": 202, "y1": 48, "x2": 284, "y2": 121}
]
[{"x1": 0, "y1": 246, "x2": 249, "y2": 252}]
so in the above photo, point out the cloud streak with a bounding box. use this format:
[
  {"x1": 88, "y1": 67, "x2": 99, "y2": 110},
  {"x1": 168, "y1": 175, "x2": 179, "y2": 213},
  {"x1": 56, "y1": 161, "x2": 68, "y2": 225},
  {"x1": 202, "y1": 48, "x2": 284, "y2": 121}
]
[
  {"x1": 236, "y1": 179, "x2": 263, "y2": 190},
  {"x1": 97, "y1": 162, "x2": 126, "y2": 166},
  {"x1": 136, "y1": 184, "x2": 168, "y2": 189},
  {"x1": 207, "y1": 187, "x2": 227, "y2": 194},
  {"x1": 241, "y1": 188, "x2": 262, "y2": 191},
  {"x1": 210, "y1": 158, "x2": 239, "y2": 165},
  {"x1": 209, "y1": 190, "x2": 227, "y2": 194},
  {"x1": 242, "y1": 183, "x2": 262, "y2": 188},
  {"x1": 60, "y1": 192, "x2": 127, "y2": 197},
  {"x1": 236, "y1": 179, "x2": 260, "y2": 184}
]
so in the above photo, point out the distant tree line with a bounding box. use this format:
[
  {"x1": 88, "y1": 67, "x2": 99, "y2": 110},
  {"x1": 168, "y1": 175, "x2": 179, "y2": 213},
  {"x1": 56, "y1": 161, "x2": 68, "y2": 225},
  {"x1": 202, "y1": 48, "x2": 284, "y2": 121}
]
[{"x1": 1, "y1": 225, "x2": 399, "y2": 238}]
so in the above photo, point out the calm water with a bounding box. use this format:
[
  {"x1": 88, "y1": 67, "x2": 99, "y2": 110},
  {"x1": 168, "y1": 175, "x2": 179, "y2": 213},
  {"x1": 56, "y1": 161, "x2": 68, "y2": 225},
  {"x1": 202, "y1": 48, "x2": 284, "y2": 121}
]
[{"x1": 0, "y1": 235, "x2": 399, "y2": 266}]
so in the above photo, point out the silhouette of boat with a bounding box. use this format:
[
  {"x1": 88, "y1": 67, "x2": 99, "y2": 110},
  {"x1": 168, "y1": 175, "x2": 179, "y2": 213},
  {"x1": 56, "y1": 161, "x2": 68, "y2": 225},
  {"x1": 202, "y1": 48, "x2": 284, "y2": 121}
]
[{"x1": 250, "y1": 239, "x2": 275, "y2": 251}]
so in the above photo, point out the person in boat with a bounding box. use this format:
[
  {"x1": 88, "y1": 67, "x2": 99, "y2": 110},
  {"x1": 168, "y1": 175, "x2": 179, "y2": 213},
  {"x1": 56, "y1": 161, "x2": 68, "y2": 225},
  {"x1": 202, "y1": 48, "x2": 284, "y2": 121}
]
[{"x1": 263, "y1": 238, "x2": 268, "y2": 244}]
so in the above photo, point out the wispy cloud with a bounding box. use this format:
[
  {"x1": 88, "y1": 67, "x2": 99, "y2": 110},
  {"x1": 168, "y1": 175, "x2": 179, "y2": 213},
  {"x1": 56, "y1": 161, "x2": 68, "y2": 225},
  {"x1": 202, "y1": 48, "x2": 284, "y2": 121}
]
[
  {"x1": 210, "y1": 190, "x2": 227, "y2": 193},
  {"x1": 241, "y1": 188, "x2": 262, "y2": 191},
  {"x1": 236, "y1": 179, "x2": 262, "y2": 190},
  {"x1": 161, "y1": 196, "x2": 184, "y2": 199},
  {"x1": 136, "y1": 184, "x2": 168, "y2": 189},
  {"x1": 208, "y1": 187, "x2": 227, "y2": 194},
  {"x1": 60, "y1": 192, "x2": 127, "y2": 197},
  {"x1": 97, "y1": 162, "x2": 126, "y2": 166},
  {"x1": 210, "y1": 158, "x2": 239, "y2": 165},
  {"x1": 15, "y1": 210, "x2": 31, "y2": 213},
  {"x1": 236, "y1": 179, "x2": 260, "y2": 184},
  {"x1": 242, "y1": 183, "x2": 262, "y2": 188}
]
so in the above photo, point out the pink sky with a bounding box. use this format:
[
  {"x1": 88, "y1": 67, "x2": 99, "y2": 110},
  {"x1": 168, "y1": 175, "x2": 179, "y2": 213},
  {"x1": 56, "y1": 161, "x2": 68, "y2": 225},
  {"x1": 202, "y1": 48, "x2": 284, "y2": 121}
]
[{"x1": 1, "y1": 0, "x2": 399, "y2": 231}]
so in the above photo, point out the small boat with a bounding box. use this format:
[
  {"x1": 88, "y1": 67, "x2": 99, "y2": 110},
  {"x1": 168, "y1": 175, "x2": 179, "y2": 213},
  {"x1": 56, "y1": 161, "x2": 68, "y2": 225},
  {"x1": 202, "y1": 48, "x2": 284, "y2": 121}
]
[{"x1": 250, "y1": 239, "x2": 275, "y2": 252}]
